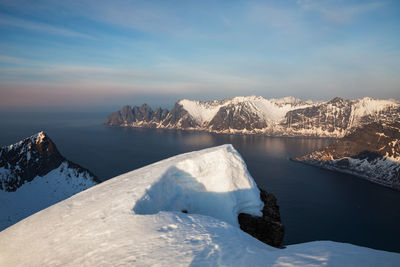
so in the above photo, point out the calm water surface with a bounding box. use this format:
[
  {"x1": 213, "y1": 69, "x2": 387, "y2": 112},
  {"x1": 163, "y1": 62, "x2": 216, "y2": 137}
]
[{"x1": 1, "y1": 111, "x2": 399, "y2": 252}]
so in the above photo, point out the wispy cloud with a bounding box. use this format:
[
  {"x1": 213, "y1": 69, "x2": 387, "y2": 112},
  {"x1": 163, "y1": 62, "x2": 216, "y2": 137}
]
[
  {"x1": 0, "y1": 14, "x2": 93, "y2": 39},
  {"x1": 0, "y1": 58, "x2": 268, "y2": 95},
  {"x1": 0, "y1": 0, "x2": 399, "y2": 109},
  {"x1": 297, "y1": 0, "x2": 384, "y2": 23}
]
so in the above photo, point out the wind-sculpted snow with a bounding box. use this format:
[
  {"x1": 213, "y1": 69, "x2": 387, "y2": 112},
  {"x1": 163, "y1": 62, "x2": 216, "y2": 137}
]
[
  {"x1": 1, "y1": 145, "x2": 399, "y2": 266},
  {"x1": 105, "y1": 96, "x2": 400, "y2": 137},
  {"x1": 134, "y1": 144, "x2": 263, "y2": 227}
]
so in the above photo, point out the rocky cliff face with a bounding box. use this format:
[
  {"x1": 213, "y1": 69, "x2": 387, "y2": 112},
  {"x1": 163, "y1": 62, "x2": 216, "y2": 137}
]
[
  {"x1": 0, "y1": 132, "x2": 100, "y2": 230},
  {"x1": 238, "y1": 188, "x2": 285, "y2": 248},
  {"x1": 293, "y1": 122, "x2": 400, "y2": 190},
  {"x1": 105, "y1": 96, "x2": 399, "y2": 137},
  {"x1": 0, "y1": 132, "x2": 100, "y2": 191},
  {"x1": 281, "y1": 97, "x2": 353, "y2": 137}
]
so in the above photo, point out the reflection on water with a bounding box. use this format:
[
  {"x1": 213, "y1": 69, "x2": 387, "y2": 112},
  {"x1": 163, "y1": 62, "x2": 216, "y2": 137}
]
[{"x1": 0, "y1": 111, "x2": 399, "y2": 253}]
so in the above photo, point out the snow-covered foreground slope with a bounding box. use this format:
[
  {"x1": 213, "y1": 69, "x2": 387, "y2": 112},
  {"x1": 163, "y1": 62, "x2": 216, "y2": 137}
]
[
  {"x1": 0, "y1": 162, "x2": 99, "y2": 230},
  {"x1": 0, "y1": 132, "x2": 99, "y2": 230},
  {"x1": 1, "y1": 145, "x2": 399, "y2": 266}
]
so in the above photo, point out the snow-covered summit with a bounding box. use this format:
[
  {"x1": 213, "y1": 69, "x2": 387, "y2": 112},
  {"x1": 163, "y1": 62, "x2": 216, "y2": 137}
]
[
  {"x1": 3, "y1": 131, "x2": 46, "y2": 154},
  {"x1": 1, "y1": 144, "x2": 399, "y2": 266},
  {"x1": 348, "y1": 97, "x2": 399, "y2": 127},
  {"x1": 0, "y1": 132, "x2": 99, "y2": 230}
]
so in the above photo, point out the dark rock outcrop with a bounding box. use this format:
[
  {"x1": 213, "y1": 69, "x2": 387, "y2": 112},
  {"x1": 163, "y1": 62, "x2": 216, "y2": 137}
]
[
  {"x1": 162, "y1": 103, "x2": 199, "y2": 128},
  {"x1": 0, "y1": 132, "x2": 101, "y2": 231},
  {"x1": 238, "y1": 188, "x2": 285, "y2": 248},
  {"x1": 209, "y1": 103, "x2": 268, "y2": 131},
  {"x1": 282, "y1": 97, "x2": 353, "y2": 135},
  {"x1": 0, "y1": 132, "x2": 100, "y2": 192}
]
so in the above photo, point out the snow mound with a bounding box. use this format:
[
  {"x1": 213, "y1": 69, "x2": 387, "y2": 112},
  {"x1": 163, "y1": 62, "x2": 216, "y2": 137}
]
[{"x1": 134, "y1": 144, "x2": 262, "y2": 226}]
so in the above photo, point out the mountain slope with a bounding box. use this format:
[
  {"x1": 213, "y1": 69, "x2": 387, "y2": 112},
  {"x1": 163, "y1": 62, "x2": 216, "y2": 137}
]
[
  {"x1": 0, "y1": 145, "x2": 399, "y2": 266},
  {"x1": 0, "y1": 132, "x2": 100, "y2": 230},
  {"x1": 293, "y1": 122, "x2": 400, "y2": 190},
  {"x1": 105, "y1": 96, "x2": 400, "y2": 137}
]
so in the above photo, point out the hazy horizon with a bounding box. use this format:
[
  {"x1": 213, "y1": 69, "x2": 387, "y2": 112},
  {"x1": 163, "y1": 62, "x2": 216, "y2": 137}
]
[
  {"x1": 1, "y1": 94, "x2": 400, "y2": 114},
  {"x1": 1, "y1": 0, "x2": 400, "y2": 110}
]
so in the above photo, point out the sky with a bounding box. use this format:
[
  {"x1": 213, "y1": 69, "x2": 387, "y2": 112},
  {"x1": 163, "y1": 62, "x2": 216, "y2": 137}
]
[{"x1": 0, "y1": 0, "x2": 399, "y2": 110}]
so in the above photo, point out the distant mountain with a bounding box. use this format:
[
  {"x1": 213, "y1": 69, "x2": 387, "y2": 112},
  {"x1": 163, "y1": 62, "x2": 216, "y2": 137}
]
[
  {"x1": 293, "y1": 122, "x2": 400, "y2": 190},
  {"x1": 0, "y1": 132, "x2": 100, "y2": 230},
  {"x1": 104, "y1": 96, "x2": 400, "y2": 137}
]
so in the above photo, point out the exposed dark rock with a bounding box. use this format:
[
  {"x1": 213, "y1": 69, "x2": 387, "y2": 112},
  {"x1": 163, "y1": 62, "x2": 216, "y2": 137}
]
[
  {"x1": 238, "y1": 188, "x2": 285, "y2": 248},
  {"x1": 209, "y1": 103, "x2": 268, "y2": 131},
  {"x1": 104, "y1": 111, "x2": 125, "y2": 126},
  {"x1": 162, "y1": 103, "x2": 198, "y2": 128},
  {"x1": 0, "y1": 132, "x2": 100, "y2": 192},
  {"x1": 282, "y1": 97, "x2": 352, "y2": 134},
  {"x1": 121, "y1": 105, "x2": 135, "y2": 123},
  {"x1": 153, "y1": 108, "x2": 169, "y2": 123}
]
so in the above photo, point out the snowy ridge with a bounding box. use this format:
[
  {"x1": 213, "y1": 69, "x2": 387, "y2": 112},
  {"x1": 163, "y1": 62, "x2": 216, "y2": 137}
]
[
  {"x1": 1, "y1": 145, "x2": 399, "y2": 266},
  {"x1": 351, "y1": 97, "x2": 398, "y2": 118},
  {"x1": 4, "y1": 131, "x2": 45, "y2": 153},
  {"x1": 178, "y1": 99, "x2": 226, "y2": 125},
  {"x1": 105, "y1": 96, "x2": 400, "y2": 137},
  {"x1": 294, "y1": 122, "x2": 400, "y2": 190},
  {"x1": 0, "y1": 132, "x2": 99, "y2": 230},
  {"x1": 348, "y1": 97, "x2": 399, "y2": 128},
  {"x1": 179, "y1": 95, "x2": 313, "y2": 125}
]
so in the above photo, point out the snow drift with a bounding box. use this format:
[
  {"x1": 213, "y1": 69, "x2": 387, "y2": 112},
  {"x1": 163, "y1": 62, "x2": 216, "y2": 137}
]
[
  {"x1": 0, "y1": 145, "x2": 399, "y2": 266},
  {"x1": 134, "y1": 144, "x2": 263, "y2": 227}
]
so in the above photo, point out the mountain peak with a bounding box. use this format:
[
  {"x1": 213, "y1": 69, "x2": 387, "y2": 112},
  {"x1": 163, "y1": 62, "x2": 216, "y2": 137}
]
[
  {"x1": 328, "y1": 97, "x2": 344, "y2": 104},
  {"x1": 0, "y1": 133, "x2": 100, "y2": 230},
  {"x1": 105, "y1": 96, "x2": 400, "y2": 138},
  {"x1": 31, "y1": 131, "x2": 48, "y2": 144},
  {"x1": 1, "y1": 132, "x2": 63, "y2": 191}
]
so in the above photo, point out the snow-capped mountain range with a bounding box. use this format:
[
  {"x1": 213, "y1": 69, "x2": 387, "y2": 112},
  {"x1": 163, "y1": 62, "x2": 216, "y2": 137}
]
[
  {"x1": 0, "y1": 132, "x2": 100, "y2": 230},
  {"x1": 1, "y1": 145, "x2": 399, "y2": 266},
  {"x1": 294, "y1": 122, "x2": 400, "y2": 190},
  {"x1": 105, "y1": 96, "x2": 400, "y2": 137}
]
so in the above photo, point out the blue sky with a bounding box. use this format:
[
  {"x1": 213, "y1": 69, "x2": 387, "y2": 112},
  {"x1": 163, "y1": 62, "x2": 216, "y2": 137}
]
[{"x1": 0, "y1": 0, "x2": 399, "y2": 109}]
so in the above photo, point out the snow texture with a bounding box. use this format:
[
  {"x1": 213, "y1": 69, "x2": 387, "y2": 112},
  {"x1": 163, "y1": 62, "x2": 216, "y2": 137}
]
[
  {"x1": 0, "y1": 162, "x2": 98, "y2": 230},
  {"x1": 178, "y1": 99, "x2": 226, "y2": 125},
  {"x1": 1, "y1": 145, "x2": 399, "y2": 266},
  {"x1": 133, "y1": 144, "x2": 262, "y2": 227}
]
